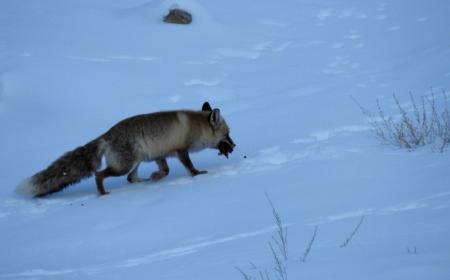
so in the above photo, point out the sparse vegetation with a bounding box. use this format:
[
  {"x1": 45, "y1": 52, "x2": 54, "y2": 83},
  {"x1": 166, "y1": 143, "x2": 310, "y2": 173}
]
[
  {"x1": 237, "y1": 194, "x2": 320, "y2": 280},
  {"x1": 236, "y1": 198, "x2": 368, "y2": 279},
  {"x1": 300, "y1": 226, "x2": 318, "y2": 262},
  {"x1": 269, "y1": 241, "x2": 288, "y2": 280},
  {"x1": 353, "y1": 91, "x2": 450, "y2": 152},
  {"x1": 236, "y1": 193, "x2": 289, "y2": 280},
  {"x1": 340, "y1": 216, "x2": 365, "y2": 248},
  {"x1": 265, "y1": 193, "x2": 288, "y2": 261}
]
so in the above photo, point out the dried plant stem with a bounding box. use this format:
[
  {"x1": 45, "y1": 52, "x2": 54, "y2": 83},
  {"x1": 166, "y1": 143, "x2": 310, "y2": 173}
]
[
  {"x1": 340, "y1": 216, "x2": 365, "y2": 248},
  {"x1": 265, "y1": 192, "x2": 288, "y2": 261},
  {"x1": 236, "y1": 266, "x2": 255, "y2": 280},
  {"x1": 301, "y1": 226, "x2": 318, "y2": 262},
  {"x1": 236, "y1": 193, "x2": 290, "y2": 280},
  {"x1": 269, "y1": 242, "x2": 288, "y2": 280}
]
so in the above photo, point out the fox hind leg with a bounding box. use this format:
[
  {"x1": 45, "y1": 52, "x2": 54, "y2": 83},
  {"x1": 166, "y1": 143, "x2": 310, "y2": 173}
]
[
  {"x1": 95, "y1": 165, "x2": 133, "y2": 195},
  {"x1": 150, "y1": 158, "x2": 170, "y2": 181},
  {"x1": 127, "y1": 163, "x2": 142, "y2": 183}
]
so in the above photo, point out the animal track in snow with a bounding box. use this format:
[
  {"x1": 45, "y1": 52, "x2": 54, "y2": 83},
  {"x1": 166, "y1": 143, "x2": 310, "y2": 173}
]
[
  {"x1": 168, "y1": 95, "x2": 181, "y2": 103},
  {"x1": 213, "y1": 143, "x2": 345, "y2": 179},
  {"x1": 376, "y1": 2, "x2": 389, "y2": 12},
  {"x1": 108, "y1": 55, "x2": 160, "y2": 61},
  {"x1": 0, "y1": 198, "x2": 49, "y2": 215},
  {"x1": 332, "y1": 42, "x2": 344, "y2": 49},
  {"x1": 116, "y1": 225, "x2": 278, "y2": 268},
  {"x1": 308, "y1": 192, "x2": 450, "y2": 225},
  {"x1": 387, "y1": 26, "x2": 400, "y2": 31},
  {"x1": 274, "y1": 42, "x2": 292, "y2": 52},
  {"x1": 316, "y1": 8, "x2": 368, "y2": 22},
  {"x1": 0, "y1": 225, "x2": 279, "y2": 278},
  {"x1": 299, "y1": 40, "x2": 326, "y2": 47},
  {"x1": 322, "y1": 56, "x2": 361, "y2": 75},
  {"x1": 0, "y1": 194, "x2": 97, "y2": 217},
  {"x1": 0, "y1": 268, "x2": 80, "y2": 278},
  {"x1": 184, "y1": 78, "x2": 221, "y2": 87},
  {"x1": 346, "y1": 30, "x2": 361, "y2": 40},
  {"x1": 252, "y1": 41, "x2": 272, "y2": 51},
  {"x1": 0, "y1": 212, "x2": 10, "y2": 218},
  {"x1": 375, "y1": 15, "x2": 388, "y2": 20},
  {"x1": 65, "y1": 55, "x2": 160, "y2": 63},
  {"x1": 93, "y1": 221, "x2": 124, "y2": 232},
  {"x1": 182, "y1": 59, "x2": 218, "y2": 65},
  {"x1": 212, "y1": 146, "x2": 295, "y2": 177},
  {"x1": 66, "y1": 56, "x2": 110, "y2": 63},
  {"x1": 214, "y1": 41, "x2": 292, "y2": 61},
  {"x1": 292, "y1": 125, "x2": 369, "y2": 144},
  {"x1": 317, "y1": 9, "x2": 333, "y2": 20},
  {"x1": 215, "y1": 48, "x2": 261, "y2": 60},
  {"x1": 217, "y1": 125, "x2": 369, "y2": 177},
  {"x1": 168, "y1": 177, "x2": 194, "y2": 186},
  {"x1": 252, "y1": 40, "x2": 293, "y2": 53},
  {"x1": 258, "y1": 19, "x2": 289, "y2": 27}
]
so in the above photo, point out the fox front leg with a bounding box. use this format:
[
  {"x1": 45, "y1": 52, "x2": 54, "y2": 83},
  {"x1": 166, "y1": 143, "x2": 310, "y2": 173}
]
[{"x1": 176, "y1": 149, "x2": 207, "y2": 176}]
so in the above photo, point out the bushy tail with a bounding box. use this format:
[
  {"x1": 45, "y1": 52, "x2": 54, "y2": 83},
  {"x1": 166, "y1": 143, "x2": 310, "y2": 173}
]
[{"x1": 17, "y1": 138, "x2": 104, "y2": 197}]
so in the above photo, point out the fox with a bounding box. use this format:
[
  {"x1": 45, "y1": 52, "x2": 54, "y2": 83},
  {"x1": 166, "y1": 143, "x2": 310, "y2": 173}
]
[{"x1": 17, "y1": 102, "x2": 235, "y2": 197}]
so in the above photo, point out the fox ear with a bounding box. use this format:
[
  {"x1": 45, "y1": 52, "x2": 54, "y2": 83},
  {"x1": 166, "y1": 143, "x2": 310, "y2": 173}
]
[
  {"x1": 202, "y1": 102, "x2": 212, "y2": 112},
  {"x1": 209, "y1": 109, "x2": 221, "y2": 127}
]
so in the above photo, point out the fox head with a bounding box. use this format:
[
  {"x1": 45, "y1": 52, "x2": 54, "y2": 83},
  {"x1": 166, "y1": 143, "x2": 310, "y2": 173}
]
[{"x1": 202, "y1": 102, "x2": 236, "y2": 158}]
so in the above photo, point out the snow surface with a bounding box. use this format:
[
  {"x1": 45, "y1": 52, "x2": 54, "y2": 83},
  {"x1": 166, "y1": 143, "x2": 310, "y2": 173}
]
[{"x1": 1, "y1": 0, "x2": 450, "y2": 279}]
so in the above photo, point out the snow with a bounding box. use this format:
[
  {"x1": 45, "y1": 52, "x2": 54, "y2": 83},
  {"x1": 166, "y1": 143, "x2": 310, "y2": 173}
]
[{"x1": 1, "y1": 0, "x2": 450, "y2": 279}]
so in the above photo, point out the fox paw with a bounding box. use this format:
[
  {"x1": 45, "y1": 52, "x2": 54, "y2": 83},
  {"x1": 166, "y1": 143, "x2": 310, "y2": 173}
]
[
  {"x1": 150, "y1": 171, "x2": 169, "y2": 181},
  {"x1": 191, "y1": 169, "x2": 207, "y2": 176},
  {"x1": 127, "y1": 175, "x2": 141, "y2": 184}
]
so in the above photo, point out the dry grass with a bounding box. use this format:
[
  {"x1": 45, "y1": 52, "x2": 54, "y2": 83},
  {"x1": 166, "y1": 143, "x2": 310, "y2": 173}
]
[
  {"x1": 236, "y1": 193, "x2": 289, "y2": 280},
  {"x1": 265, "y1": 193, "x2": 288, "y2": 261},
  {"x1": 300, "y1": 226, "x2": 318, "y2": 262},
  {"x1": 340, "y1": 216, "x2": 365, "y2": 248},
  {"x1": 353, "y1": 91, "x2": 450, "y2": 152}
]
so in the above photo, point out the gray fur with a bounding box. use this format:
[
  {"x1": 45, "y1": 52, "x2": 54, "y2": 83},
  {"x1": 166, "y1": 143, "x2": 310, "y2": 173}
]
[
  {"x1": 22, "y1": 138, "x2": 103, "y2": 197},
  {"x1": 19, "y1": 102, "x2": 235, "y2": 197}
]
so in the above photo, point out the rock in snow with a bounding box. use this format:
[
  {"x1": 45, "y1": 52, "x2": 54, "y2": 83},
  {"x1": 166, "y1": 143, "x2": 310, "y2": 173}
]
[{"x1": 163, "y1": 9, "x2": 192, "y2": 25}]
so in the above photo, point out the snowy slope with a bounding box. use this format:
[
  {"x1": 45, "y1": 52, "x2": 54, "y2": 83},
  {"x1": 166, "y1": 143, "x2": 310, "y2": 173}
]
[{"x1": 1, "y1": 0, "x2": 450, "y2": 279}]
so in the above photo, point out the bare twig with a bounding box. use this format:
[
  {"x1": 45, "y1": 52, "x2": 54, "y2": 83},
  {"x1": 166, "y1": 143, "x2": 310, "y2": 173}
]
[
  {"x1": 259, "y1": 270, "x2": 271, "y2": 280},
  {"x1": 269, "y1": 242, "x2": 288, "y2": 280},
  {"x1": 235, "y1": 266, "x2": 255, "y2": 280},
  {"x1": 265, "y1": 192, "x2": 288, "y2": 261},
  {"x1": 340, "y1": 216, "x2": 365, "y2": 248},
  {"x1": 236, "y1": 264, "x2": 275, "y2": 280},
  {"x1": 236, "y1": 194, "x2": 291, "y2": 280},
  {"x1": 300, "y1": 226, "x2": 318, "y2": 262}
]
